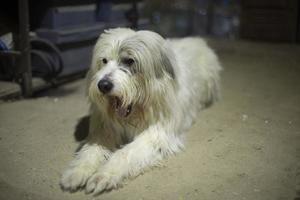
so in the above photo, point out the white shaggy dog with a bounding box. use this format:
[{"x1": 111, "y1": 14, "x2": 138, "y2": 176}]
[{"x1": 60, "y1": 28, "x2": 221, "y2": 195}]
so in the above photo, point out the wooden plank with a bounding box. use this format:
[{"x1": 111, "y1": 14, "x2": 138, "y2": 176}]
[{"x1": 0, "y1": 81, "x2": 21, "y2": 99}]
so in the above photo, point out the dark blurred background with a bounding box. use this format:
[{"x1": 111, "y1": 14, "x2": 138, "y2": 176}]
[
  {"x1": 0, "y1": 0, "x2": 299, "y2": 98},
  {"x1": 0, "y1": 2, "x2": 300, "y2": 199}
]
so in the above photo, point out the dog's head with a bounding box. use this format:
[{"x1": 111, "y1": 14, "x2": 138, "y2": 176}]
[{"x1": 87, "y1": 28, "x2": 177, "y2": 119}]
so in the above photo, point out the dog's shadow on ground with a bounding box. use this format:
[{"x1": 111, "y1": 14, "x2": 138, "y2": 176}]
[
  {"x1": 74, "y1": 115, "x2": 90, "y2": 142},
  {"x1": 73, "y1": 115, "x2": 115, "y2": 153}
]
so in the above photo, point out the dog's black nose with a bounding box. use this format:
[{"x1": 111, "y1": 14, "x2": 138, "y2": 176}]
[{"x1": 98, "y1": 79, "x2": 113, "y2": 94}]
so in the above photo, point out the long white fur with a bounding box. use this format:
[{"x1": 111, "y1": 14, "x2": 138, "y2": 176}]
[{"x1": 60, "y1": 28, "x2": 221, "y2": 195}]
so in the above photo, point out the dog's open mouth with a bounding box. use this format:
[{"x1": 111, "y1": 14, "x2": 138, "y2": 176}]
[{"x1": 110, "y1": 97, "x2": 132, "y2": 118}]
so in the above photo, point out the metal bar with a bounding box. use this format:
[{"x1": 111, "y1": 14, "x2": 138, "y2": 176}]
[
  {"x1": 206, "y1": 0, "x2": 214, "y2": 35},
  {"x1": 0, "y1": 50, "x2": 22, "y2": 57},
  {"x1": 132, "y1": 2, "x2": 138, "y2": 29},
  {"x1": 18, "y1": 0, "x2": 32, "y2": 97}
]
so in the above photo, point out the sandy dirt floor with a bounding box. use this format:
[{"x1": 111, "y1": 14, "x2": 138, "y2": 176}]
[{"x1": 0, "y1": 39, "x2": 300, "y2": 200}]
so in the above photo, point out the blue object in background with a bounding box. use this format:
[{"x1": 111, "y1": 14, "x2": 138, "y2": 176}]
[
  {"x1": 0, "y1": 40, "x2": 8, "y2": 51},
  {"x1": 96, "y1": 0, "x2": 112, "y2": 22}
]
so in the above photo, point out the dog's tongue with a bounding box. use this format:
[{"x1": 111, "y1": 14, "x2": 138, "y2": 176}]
[{"x1": 114, "y1": 97, "x2": 132, "y2": 118}]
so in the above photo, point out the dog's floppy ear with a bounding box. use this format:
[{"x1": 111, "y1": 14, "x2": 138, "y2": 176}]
[
  {"x1": 142, "y1": 31, "x2": 176, "y2": 79},
  {"x1": 128, "y1": 30, "x2": 176, "y2": 80},
  {"x1": 157, "y1": 41, "x2": 176, "y2": 79}
]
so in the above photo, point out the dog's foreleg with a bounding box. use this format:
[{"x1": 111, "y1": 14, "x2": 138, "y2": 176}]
[
  {"x1": 60, "y1": 142, "x2": 111, "y2": 192},
  {"x1": 85, "y1": 124, "x2": 183, "y2": 195},
  {"x1": 60, "y1": 111, "x2": 115, "y2": 192}
]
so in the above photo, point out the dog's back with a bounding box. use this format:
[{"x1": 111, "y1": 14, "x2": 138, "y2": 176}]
[{"x1": 169, "y1": 37, "x2": 222, "y2": 127}]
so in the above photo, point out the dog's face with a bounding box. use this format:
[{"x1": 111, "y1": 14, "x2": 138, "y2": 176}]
[{"x1": 87, "y1": 28, "x2": 176, "y2": 119}]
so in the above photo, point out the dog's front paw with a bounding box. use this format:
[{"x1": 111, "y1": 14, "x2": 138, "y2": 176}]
[
  {"x1": 85, "y1": 171, "x2": 121, "y2": 195},
  {"x1": 60, "y1": 166, "x2": 94, "y2": 192}
]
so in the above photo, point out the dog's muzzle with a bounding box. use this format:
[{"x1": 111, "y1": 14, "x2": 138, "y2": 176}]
[{"x1": 97, "y1": 78, "x2": 133, "y2": 118}]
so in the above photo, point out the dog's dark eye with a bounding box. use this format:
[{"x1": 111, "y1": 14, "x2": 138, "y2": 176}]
[
  {"x1": 102, "y1": 58, "x2": 108, "y2": 64},
  {"x1": 122, "y1": 58, "x2": 134, "y2": 66}
]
